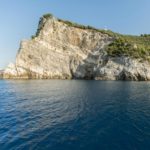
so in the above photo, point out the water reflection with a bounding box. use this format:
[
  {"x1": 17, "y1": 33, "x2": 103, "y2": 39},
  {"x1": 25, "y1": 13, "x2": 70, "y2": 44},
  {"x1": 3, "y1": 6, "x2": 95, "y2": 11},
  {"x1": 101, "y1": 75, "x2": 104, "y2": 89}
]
[{"x1": 0, "y1": 80, "x2": 150, "y2": 150}]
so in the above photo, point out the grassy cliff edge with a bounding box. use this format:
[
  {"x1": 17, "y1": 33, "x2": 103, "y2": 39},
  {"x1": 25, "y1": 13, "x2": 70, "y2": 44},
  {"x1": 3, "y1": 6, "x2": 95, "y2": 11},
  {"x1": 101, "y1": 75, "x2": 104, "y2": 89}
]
[{"x1": 33, "y1": 13, "x2": 150, "y2": 60}]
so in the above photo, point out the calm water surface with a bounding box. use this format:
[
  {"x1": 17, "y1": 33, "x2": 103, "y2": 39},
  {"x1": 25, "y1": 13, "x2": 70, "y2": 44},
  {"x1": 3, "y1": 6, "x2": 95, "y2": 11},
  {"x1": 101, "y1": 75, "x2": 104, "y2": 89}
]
[{"x1": 0, "y1": 80, "x2": 150, "y2": 150}]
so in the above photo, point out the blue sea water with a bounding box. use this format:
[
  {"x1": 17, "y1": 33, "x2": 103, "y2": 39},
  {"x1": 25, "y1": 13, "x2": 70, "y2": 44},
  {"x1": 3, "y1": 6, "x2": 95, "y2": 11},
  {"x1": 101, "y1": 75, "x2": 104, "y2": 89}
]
[{"x1": 0, "y1": 80, "x2": 150, "y2": 150}]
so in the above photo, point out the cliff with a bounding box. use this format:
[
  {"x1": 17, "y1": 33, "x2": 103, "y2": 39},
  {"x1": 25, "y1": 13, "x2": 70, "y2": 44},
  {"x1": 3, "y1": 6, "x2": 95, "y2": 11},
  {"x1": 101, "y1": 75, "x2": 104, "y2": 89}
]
[{"x1": 3, "y1": 14, "x2": 150, "y2": 80}]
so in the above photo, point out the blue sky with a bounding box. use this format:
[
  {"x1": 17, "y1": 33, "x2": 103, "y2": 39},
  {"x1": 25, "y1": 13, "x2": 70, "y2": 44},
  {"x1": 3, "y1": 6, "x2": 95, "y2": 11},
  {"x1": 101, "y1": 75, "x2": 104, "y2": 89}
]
[{"x1": 0, "y1": 0, "x2": 150, "y2": 69}]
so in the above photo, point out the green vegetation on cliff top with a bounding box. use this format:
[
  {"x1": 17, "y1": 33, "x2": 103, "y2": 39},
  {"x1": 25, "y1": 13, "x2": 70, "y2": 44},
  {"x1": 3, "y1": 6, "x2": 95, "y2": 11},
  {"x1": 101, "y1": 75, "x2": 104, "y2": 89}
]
[
  {"x1": 35, "y1": 13, "x2": 150, "y2": 60},
  {"x1": 107, "y1": 35, "x2": 150, "y2": 60}
]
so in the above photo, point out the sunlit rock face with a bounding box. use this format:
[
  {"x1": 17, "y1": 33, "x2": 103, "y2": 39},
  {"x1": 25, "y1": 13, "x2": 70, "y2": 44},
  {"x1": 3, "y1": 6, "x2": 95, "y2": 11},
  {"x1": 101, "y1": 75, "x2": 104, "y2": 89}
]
[{"x1": 3, "y1": 15, "x2": 150, "y2": 80}]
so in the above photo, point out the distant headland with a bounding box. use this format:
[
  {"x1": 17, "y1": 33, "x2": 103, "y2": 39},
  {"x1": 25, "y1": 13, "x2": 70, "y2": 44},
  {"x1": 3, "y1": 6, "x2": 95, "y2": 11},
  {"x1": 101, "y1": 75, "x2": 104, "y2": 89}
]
[{"x1": 2, "y1": 13, "x2": 150, "y2": 81}]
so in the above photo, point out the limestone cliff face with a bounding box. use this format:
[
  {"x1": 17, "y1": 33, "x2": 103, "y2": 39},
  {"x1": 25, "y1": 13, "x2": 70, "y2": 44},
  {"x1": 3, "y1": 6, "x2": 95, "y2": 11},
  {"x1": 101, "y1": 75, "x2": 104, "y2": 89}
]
[{"x1": 3, "y1": 15, "x2": 150, "y2": 80}]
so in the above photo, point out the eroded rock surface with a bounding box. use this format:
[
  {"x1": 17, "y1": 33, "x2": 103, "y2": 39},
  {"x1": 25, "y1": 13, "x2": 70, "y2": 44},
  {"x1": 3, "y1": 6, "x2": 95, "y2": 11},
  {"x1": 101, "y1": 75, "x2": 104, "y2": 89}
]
[{"x1": 3, "y1": 15, "x2": 150, "y2": 80}]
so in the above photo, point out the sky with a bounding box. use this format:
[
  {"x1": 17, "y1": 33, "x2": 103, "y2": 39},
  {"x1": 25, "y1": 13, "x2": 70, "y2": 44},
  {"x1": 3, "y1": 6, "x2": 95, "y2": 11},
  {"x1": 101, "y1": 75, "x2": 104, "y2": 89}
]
[{"x1": 0, "y1": 0, "x2": 150, "y2": 69}]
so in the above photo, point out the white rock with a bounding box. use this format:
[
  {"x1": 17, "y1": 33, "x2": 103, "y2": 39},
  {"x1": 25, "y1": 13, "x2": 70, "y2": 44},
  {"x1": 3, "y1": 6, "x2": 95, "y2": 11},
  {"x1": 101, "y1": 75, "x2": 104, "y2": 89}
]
[{"x1": 3, "y1": 16, "x2": 150, "y2": 81}]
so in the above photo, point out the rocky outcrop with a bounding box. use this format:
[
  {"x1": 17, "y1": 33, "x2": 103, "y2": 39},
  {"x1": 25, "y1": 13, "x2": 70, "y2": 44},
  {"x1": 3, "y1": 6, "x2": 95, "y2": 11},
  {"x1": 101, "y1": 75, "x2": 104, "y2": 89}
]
[{"x1": 3, "y1": 15, "x2": 150, "y2": 80}]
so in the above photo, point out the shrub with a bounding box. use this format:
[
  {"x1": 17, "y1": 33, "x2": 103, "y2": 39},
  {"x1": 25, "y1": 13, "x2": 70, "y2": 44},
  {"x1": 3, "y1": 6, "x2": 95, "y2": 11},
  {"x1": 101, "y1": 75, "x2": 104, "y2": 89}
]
[
  {"x1": 106, "y1": 35, "x2": 150, "y2": 60},
  {"x1": 43, "y1": 13, "x2": 53, "y2": 19},
  {"x1": 31, "y1": 35, "x2": 36, "y2": 39}
]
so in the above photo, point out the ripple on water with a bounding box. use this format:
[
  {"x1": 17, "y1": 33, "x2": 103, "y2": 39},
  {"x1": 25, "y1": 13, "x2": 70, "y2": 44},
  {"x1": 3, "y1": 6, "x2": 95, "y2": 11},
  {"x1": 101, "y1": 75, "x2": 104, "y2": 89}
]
[{"x1": 0, "y1": 80, "x2": 150, "y2": 150}]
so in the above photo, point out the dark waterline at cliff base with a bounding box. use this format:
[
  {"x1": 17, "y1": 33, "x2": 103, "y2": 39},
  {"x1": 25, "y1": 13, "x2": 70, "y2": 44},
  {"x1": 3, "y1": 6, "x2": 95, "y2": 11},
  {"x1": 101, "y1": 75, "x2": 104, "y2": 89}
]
[{"x1": 0, "y1": 80, "x2": 150, "y2": 150}]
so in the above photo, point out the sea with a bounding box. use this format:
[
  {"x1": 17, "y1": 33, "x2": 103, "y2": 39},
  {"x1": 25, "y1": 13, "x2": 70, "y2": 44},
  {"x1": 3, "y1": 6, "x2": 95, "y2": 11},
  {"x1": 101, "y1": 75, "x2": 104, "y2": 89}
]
[{"x1": 0, "y1": 80, "x2": 150, "y2": 150}]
